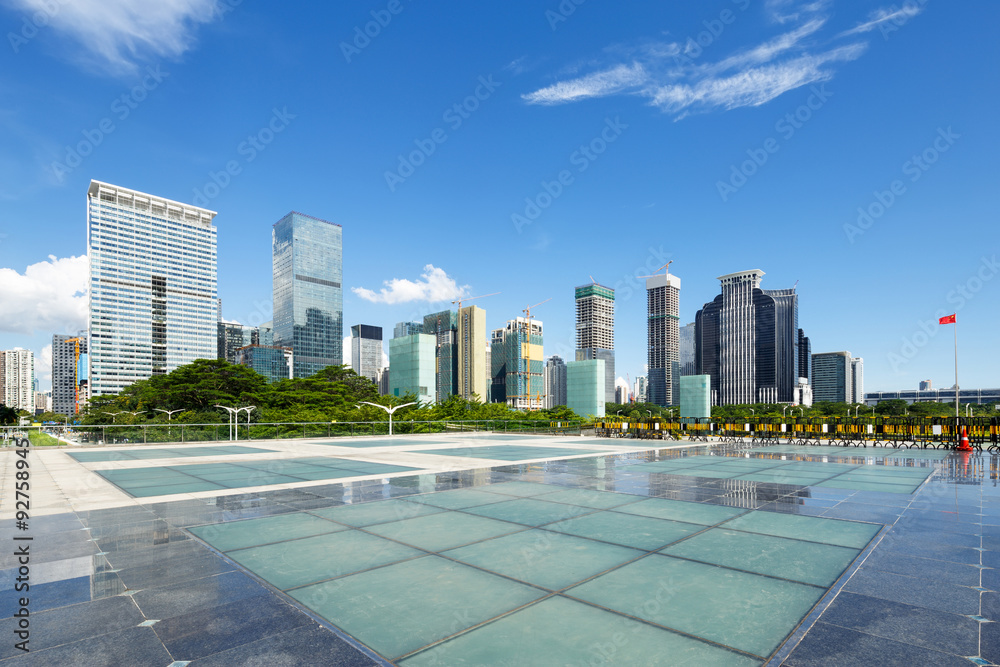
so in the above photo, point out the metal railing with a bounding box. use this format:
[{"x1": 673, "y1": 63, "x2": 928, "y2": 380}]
[{"x1": 1, "y1": 420, "x2": 583, "y2": 447}]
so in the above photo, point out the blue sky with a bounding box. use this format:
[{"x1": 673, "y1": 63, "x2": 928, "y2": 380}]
[{"x1": 0, "y1": 0, "x2": 997, "y2": 394}]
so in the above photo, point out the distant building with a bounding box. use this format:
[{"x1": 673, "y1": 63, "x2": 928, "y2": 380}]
[
  {"x1": 423, "y1": 310, "x2": 458, "y2": 402},
  {"x1": 393, "y1": 321, "x2": 424, "y2": 339},
  {"x1": 34, "y1": 391, "x2": 51, "y2": 415},
  {"x1": 389, "y1": 334, "x2": 435, "y2": 404},
  {"x1": 567, "y1": 359, "x2": 605, "y2": 418},
  {"x1": 218, "y1": 321, "x2": 258, "y2": 364},
  {"x1": 1, "y1": 348, "x2": 35, "y2": 413},
  {"x1": 634, "y1": 376, "x2": 647, "y2": 404},
  {"x1": 851, "y1": 357, "x2": 864, "y2": 405},
  {"x1": 236, "y1": 345, "x2": 293, "y2": 383},
  {"x1": 575, "y1": 282, "x2": 615, "y2": 405},
  {"x1": 615, "y1": 385, "x2": 627, "y2": 404},
  {"x1": 679, "y1": 322, "x2": 696, "y2": 376},
  {"x1": 794, "y1": 379, "x2": 813, "y2": 407},
  {"x1": 273, "y1": 211, "x2": 343, "y2": 379},
  {"x1": 919, "y1": 379, "x2": 932, "y2": 391},
  {"x1": 647, "y1": 272, "x2": 681, "y2": 406},
  {"x1": 491, "y1": 318, "x2": 544, "y2": 409},
  {"x1": 680, "y1": 375, "x2": 711, "y2": 420},
  {"x1": 350, "y1": 325, "x2": 383, "y2": 382},
  {"x1": 52, "y1": 333, "x2": 88, "y2": 416},
  {"x1": 812, "y1": 352, "x2": 853, "y2": 403},
  {"x1": 696, "y1": 270, "x2": 802, "y2": 405},
  {"x1": 798, "y1": 329, "x2": 811, "y2": 384},
  {"x1": 865, "y1": 388, "x2": 1000, "y2": 406},
  {"x1": 87, "y1": 180, "x2": 217, "y2": 396},
  {"x1": 457, "y1": 306, "x2": 489, "y2": 402},
  {"x1": 377, "y1": 367, "x2": 390, "y2": 396}
]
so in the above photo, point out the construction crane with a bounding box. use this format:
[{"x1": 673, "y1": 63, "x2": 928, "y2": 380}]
[
  {"x1": 636, "y1": 260, "x2": 673, "y2": 280},
  {"x1": 452, "y1": 292, "x2": 500, "y2": 311},
  {"x1": 517, "y1": 298, "x2": 551, "y2": 411}
]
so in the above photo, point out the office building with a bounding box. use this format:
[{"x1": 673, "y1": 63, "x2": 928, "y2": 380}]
[
  {"x1": 543, "y1": 356, "x2": 567, "y2": 408},
  {"x1": 798, "y1": 329, "x2": 811, "y2": 384},
  {"x1": 865, "y1": 388, "x2": 1000, "y2": 406},
  {"x1": 87, "y1": 180, "x2": 217, "y2": 396},
  {"x1": 575, "y1": 282, "x2": 615, "y2": 405},
  {"x1": 851, "y1": 357, "x2": 864, "y2": 405},
  {"x1": 423, "y1": 310, "x2": 458, "y2": 402},
  {"x1": 351, "y1": 325, "x2": 383, "y2": 382},
  {"x1": 695, "y1": 270, "x2": 802, "y2": 405},
  {"x1": 218, "y1": 321, "x2": 258, "y2": 364},
  {"x1": 646, "y1": 272, "x2": 681, "y2": 406},
  {"x1": 236, "y1": 345, "x2": 293, "y2": 383},
  {"x1": 812, "y1": 352, "x2": 853, "y2": 403},
  {"x1": 273, "y1": 212, "x2": 343, "y2": 379},
  {"x1": 389, "y1": 334, "x2": 436, "y2": 404},
  {"x1": 34, "y1": 391, "x2": 51, "y2": 415},
  {"x1": 52, "y1": 333, "x2": 88, "y2": 416},
  {"x1": 679, "y1": 322, "x2": 696, "y2": 376},
  {"x1": 634, "y1": 375, "x2": 647, "y2": 404},
  {"x1": 393, "y1": 321, "x2": 424, "y2": 339},
  {"x1": 457, "y1": 306, "x2": 488, "y2": 401},
  {"x1": 680, "y1": 375, "x2": 711, "y2": 420},
  {"x1": 377, "y1": 367, "x2": 390, "y2": 396},
  {"x1": 615, "y1": 385, "x2": 627, "y2": 404},
  {"x1": 1, "y1": 348, "x2": 35, "y2": 413},
  {"x1": 491, "y1": 318, "x2": 544, "y2": 409},
  {"x1": 567, "y1": 359, "x2": 605, "y2": 418}
]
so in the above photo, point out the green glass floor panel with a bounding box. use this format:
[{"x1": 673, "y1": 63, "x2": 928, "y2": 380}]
[
  {"x1": 404, "y1": 488, "x2": 511, "y2": 510},
  {"x1": 662, "y1": 528, "x2": 860, "y2": 587},
  {"x1": 615, "y1": 498, "x2": 746, "y2": 526},
  {"x1": 128, "y1": 481, "x2": 227, "y2": 497},
  {"x1": 464, "y1": 498, "x2": 596, "y2": 526},
  {"x1": 289, "y1": 555, "x2": 545, "y2": 660},
  {"x1": 292, "y1": 470, "x2": 364, "y2": 481},
  {"x1": 483, "y1": 481, "x2": 561, "y2": 497},
  {"x1": 814, "y1": 479, "x2": 918, "y2": 494},
  {"x1": 840, "y1": 469, "x2": 931, "y2": 480},
  {"x1": 442, "y1": 529, "x2": 642, "y2": 590},
  {"x1": 223, "y1": 474, "x2": 303, "y2": 487},
  {"x1": 189, "y1": 512, "x2": 346, "y2": 551},
  {"x1": 567, "y1": 554, "x2": 825, "y2": 658},
  {"x1": 313, "y1": 499, "x2": 444, "y2": 527},
  {"x1": 70, "y1": 445, "x2": 274, "y2": 462},
  {"x1": 398, "y1": 594, "x2": 762, "y2": 667},
  {"x1": 535, "y1": 488, "x2": 643, "y2": 510},
  {"x1": 347, "y1": 464, "x2": 420, "y2": 475},
  {"x1": 364, "y1": 512, "x2": 527, "y2": 552},
  {"x1": 720, "y1": 512, "x2": 882, "y2": 549},
  {"x1": 885, "y1": 449, "x2": 947, "y2": 459},
  {"x1": 229, "y1": 529, "x2": 426, "y2": 590},
  {"x1": 546, "y1": 511, "x2": 703, "y2": 551},
  {"x1": 734, "y1": 472, "x2": 832, "y2": 485},
  {"x1": 675, "y1": 469, "x2": 745, "y2": 479},
  {"x1": 420, "y1": 446, "x2": 598, "y2": 461}
]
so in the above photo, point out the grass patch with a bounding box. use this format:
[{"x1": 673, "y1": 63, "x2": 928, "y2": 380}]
[{"x1": 27, "y1": 431, "x2": 62, "y2": 447}]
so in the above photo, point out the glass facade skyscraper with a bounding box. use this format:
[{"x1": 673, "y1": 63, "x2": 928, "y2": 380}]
[
  {"x1": 351, "y1": 324, "x2": 383, "y2": 382},
  {"x1": 646, "y1": 273, "x2": 681, "y2": 407},
  {"x1": 87, "y1": 181, "x2": 217, "y2": 396},
  {"x1": 575, "y1": 283, "x2": 615, "y2": 405},
  {"x1": 272, "y1": 212, "x2": 343, "y2": 379}
]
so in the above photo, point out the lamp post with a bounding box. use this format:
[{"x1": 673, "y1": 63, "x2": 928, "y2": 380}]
[
  {"x1": 237, "y1": 406, "x2": 256, "y2": 440},
  {"x1": 154, "y1": 408, "x2": 185, "y2": 420},
  {"x1": 748, "y1": 408, "x2": 755, "y2": 415},
  {"x1": 616, "y1": 410, "x2": 622, "y2": 417},
  {"x1": 100, "y1": 411, "x2": 123, "y2": 423},
  {"x1": 783, "y1": 405, "x2": 789, "y2": 419},
  {"x1": 356, "y1": 401, "x2": 416, "y2": 436},
  {"x1": 215, "y1": 405, "x2": 238, "y2": 441}
]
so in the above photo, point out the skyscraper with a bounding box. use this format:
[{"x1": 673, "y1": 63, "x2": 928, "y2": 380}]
[
  {"x1": 1, "y1": 349, "x2": 35, "y2": 413},
  {"x1": 851, "y1": 357, "x2": 864, "y2": 405},
  {"x1": 543, "y1": 355, "x2": 567, "y2": 408},
  {"x1": 389, "y1": 333, "x2": 435, "y2": 403},
  {"x1": 272, "y1": 212, "x2": 343, "y2": 378},
  {"x1": 679, "y1": 322, "x2": 696, "y2": 376},
  {"x1": 812, "y1": 352, "x2": 853, "y2": 403},
  {"x1": 52, "y1": 333, "x2": 87, "y2": 416},
  {"x1": 393, "y1": 321, "x2": 424, "y2": 338},
  {"x1": 87, "y1": 181, "x2": 217, "y2": 396},
  {"x1": 695, "y1": 270, "x2": 802, "y2": 405},
  {"x1": 423, "y1": 310, "x2": 457, "y2": 402},
  {"x1": 490, "y1": 318, "x2": 544, "y2": 409},
  {"x1": 575, "y1": 282, "x2": 615, "y2": 405},
  {"x1": 457, "y1": 306, "x2": 488, "y2": 401},
  {"x1": 236, "y1": 345, "x2": 293, "y2": 383},
  {"x1": 646, "y1": 272, "x2": 681, "y2": 406},
  {"x1": 217, "y1": 321, "x2": 258, "y2": 364},
  {"x1": 351, "y1": 324, "x2": 383, "y2": 382}
]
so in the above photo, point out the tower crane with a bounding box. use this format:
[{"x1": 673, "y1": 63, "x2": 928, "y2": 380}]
[
  {"x1": 451, "y1": 292, "x2": 500, "y2": 311},
  {"x1": 636, "y1": 260, "x2": 673, "y2": 280}
]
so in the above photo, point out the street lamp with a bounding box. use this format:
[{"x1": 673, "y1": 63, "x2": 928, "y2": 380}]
[
  {"x1": 237, "y1": 406, "x2": 256, "y2": 439},
  {"x1": 215, "y1": 405, "x2": 239, "y2": 441},
  {"x1": 356, "y1": 401, "x2": 416, "y2": 436},
  {"x1": 647, "y1": 410, "x2": 653, "y2": 418},
  {"x1": 782, "y1": 405, "x2": 789, "y2": 418},
  {"x1": 155, "y1": 408, "x2": 185, "y2": 420},
  {"x1": 100, "y1": 411, "x2": 123, "y2": 423},
  {"x1": 748, "y1": 408, "x2": 755, "y2": 415},
  {"x1": 616, "y1": 410, "x2": 622, "y2": 416}
]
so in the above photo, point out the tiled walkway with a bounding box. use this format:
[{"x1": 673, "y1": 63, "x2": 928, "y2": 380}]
[{"x1": 0, "y1": 435, "x2": 995, "y2": 665}]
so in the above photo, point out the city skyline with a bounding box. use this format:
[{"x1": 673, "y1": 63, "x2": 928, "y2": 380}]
[{"x1": 0, "y1": 2, "x2": 996, "y2": 395}]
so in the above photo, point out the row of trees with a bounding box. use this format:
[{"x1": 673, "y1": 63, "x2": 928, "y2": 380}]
[{"x1": 76, "y1": 359, "x2": 582, "y2": 425}]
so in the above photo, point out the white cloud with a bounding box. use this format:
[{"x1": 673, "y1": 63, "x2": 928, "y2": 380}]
[
  {"x1": 840, "y1": 5, "x2": 923, "y2": 36},
  {"x1": 6, "y1": 0, "x2": 224, "y2": 74},
  {"x1": 522, "y1": 10, "x2": 870, "y2": 118},
  {"x1": 0, "y1": 255, "x2": 88, "y2": 335},
  {"x1": 37, "y1": 344, "x2": 52, "y2": 387},
  {"x1": 352, "y1": 265, "x2": 470, "y2": 305}
]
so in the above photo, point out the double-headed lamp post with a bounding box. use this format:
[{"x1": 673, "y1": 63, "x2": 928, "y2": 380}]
[
  {"x1": 238, "y1": 406, "x2": 256, "y2": 439},
  {"x1": 356, "y1": 401, "x2": 416, "y2": 436},
  {"x1": 215, "y1": 405, "x2": 239, "y2": 441},
  {"x1": 155, "y1": 408, "x2": 185, "y2": 420}
]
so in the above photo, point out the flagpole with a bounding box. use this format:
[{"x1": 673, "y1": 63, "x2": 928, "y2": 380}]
[{"x1": 954, "y1": 318, "x2": 959, "y2": 420}]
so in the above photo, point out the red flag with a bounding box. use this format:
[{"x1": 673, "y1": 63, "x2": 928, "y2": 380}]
[{"x1": 939, "y1": 314, "x2": 956, "y2": 325}]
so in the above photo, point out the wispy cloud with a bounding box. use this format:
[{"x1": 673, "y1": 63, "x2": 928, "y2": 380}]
[
  {"x1": 522, "y1": 4, "x2": 874, "y2": 118},
  {"x1": 766, "y1": 0, "x2": 831, "y2": 24},
  {"x1": 0, "y1": 255, "x2": 88, "y2": 335},
  {"x1": 840, "y1": 5, "x2": 924, "y2": 37},
  {"x1": 352, "y1": 265, "x2": 470, "y2": 305},
  {"x1": 5, "y1": 0, "x2": 225, "y2": 75}
]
